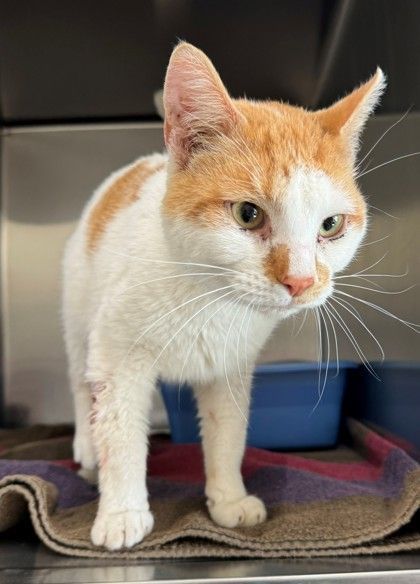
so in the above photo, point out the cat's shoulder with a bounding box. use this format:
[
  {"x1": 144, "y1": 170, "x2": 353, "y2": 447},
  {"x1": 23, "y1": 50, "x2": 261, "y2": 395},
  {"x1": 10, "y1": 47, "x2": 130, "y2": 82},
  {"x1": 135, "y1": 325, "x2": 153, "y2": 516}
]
[{"x1": 84, "y1": 153, "x2": 168, "y2": 252}]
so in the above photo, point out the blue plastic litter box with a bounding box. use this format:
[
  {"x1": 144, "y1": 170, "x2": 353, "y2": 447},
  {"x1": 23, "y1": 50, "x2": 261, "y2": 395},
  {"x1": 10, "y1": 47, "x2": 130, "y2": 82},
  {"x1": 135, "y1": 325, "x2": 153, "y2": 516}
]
[
  {"x1": 160, "y1": 361, "x2": 357, "y2": 450},
  {"x1": 352, "y1": 361, "x2": 420, "y2": 450}
]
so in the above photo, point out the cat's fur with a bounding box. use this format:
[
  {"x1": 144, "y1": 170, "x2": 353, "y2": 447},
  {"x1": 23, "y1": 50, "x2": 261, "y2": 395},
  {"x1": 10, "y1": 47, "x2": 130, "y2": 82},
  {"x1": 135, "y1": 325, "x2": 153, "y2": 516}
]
[{"x1": 62, "y1": 42, "x2": 385, "y2": 550}]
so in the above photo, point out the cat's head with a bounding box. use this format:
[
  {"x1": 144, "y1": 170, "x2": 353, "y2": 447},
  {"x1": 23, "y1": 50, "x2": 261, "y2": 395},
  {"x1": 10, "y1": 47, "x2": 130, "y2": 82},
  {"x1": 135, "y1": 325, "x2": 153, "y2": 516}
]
[{"x1": 162, "y1": 42, "x2": 385, "y2": 314}]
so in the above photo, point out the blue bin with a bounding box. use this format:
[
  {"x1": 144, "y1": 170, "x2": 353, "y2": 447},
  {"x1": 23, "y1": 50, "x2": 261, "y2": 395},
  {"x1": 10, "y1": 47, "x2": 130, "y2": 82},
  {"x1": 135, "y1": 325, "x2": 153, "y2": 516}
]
[
  {"x1": 160, "y1": 361, "x2": 357, "y2": 449},
  {"x1": 352, "y1": 362, "x2": 420, "y2": 449}
]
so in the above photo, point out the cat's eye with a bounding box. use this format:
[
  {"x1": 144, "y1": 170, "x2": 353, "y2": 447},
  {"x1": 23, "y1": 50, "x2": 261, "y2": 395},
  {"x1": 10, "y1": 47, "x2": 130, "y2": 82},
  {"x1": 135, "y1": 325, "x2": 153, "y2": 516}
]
[
  {"x1": 232, "y1": 202, "x2": 265, "y2": 230},
  {"x1": 319, "y1": 214, "x2": 345, "y2": 239}
]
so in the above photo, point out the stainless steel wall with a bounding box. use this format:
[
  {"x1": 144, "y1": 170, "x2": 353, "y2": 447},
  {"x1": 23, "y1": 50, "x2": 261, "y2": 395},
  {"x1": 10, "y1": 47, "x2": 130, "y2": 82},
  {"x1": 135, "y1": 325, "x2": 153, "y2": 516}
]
[
  {"x1": 333, "y1": 114, "x2": 420, "y2": 364},
  {"x1": 0, "y1": 123, "x2": 319, "y2": 426}
]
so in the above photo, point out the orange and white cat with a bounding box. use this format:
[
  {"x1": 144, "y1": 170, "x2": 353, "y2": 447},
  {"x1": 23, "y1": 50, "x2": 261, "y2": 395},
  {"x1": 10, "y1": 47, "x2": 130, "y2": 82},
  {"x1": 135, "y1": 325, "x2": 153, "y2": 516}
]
[{"x1": 62, "y1": 42, "x2": 385, "y2": 550}]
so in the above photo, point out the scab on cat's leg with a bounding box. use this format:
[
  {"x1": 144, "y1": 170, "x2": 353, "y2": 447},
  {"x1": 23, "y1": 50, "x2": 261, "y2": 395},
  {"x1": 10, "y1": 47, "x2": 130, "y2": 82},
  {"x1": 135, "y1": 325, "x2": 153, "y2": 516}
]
[
  {"x1": 88, "y1": 364, "x2": 155, "y2": 550},
  {"x1": 194, "y1": 375, "x2": 267, "y2": 529}
]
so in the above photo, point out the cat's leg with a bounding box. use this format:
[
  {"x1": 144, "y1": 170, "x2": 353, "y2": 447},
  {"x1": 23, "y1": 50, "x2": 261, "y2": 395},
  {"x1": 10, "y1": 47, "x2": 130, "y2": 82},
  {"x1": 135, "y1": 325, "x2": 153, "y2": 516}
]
[
  {"x1": 64, "y1": 325, "x2": 97, "y2": 475},
  {"x1": 194, "y1": 376, "x2": 267, "y2": 528},
  {"x1": 73, "y1": 380, "x2": 97, "y2": 479},
  {"x1": 88, "y1": 352, "x2": 155, "y2": 550}
]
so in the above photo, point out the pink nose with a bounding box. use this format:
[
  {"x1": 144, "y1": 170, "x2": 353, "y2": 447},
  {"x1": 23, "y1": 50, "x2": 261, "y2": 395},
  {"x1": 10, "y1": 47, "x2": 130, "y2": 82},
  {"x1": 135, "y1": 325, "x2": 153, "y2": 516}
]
[{"x1": 281, "y1": 275, "x2": 314, "y2": 297}]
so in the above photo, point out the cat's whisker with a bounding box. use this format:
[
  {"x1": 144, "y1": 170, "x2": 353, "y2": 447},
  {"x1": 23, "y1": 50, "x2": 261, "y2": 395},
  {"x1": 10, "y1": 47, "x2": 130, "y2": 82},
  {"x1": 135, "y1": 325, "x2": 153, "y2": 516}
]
[
  {"x1": 334, "y1": 275, "x2": 384, "y2": 290},
  {"x1": 334, "y1": 282, "x2": 415, "y2": 295},
  {"x1": 223, "y1": 292, "x2": 252, "y2": 423},
  {"x1": 101, "y1": 246, "x2": 245, "y2": 277},
  {"x1": 335, "y1": 290, "x2": 420, "y2": 334},
  {"x1": 326, "y1": 301, "x2": 380, "y2": 380},
  {"x1": 293, "y1": 309, "x2": 308, "y2": 338},
  {"x1": 236, "y1": 299, "x2": 252, "y2": 403},
  {"x1": 343, "y1": 252, "x2": 389, "y2": 277},
  {"x1": 313, "y1": 308, "x2": 323, "y2": 399},
  {"x1": 332, "y1": 294, "x2": 364, "y2": 321},
  {"x1": 323, "y1": 303, "x2": 340, "y2": 378},
  {"x1": 145, "y1": 288, "x2": 239, "y2": 383},
  {"x1": 360, "y1": 234, "x2": 390, "y2": 247},
  {"x1": 356, "y1": 108, "x2": 411, "y2": 171},
  {"x1": 335, "y1": 268, "x2": 408, "y2": 281},
  {"x1": 176, "y1": 290, "x2": 238, "y2": 405},
  {"x1": 357, "y1": 151, "x2": 420, "y2": 178},
  {"x1": 330, "y1": 296, "x2": 385, "y2": 362},
  {"x1": 120, "y1": 283, "x2": 237, "y2": 370},
  {"x1": 112, "y1": 271, "x2": 231, "y2": 301},
  {"x1": 244, "y1": 301, "x2": 255, "y2": 380},
  {"x1": 368, "y1": 205, "x2": 400, "y2": 220},
  {"x1": 311, "y1": 306, "x2": 330, "y2": 413}
]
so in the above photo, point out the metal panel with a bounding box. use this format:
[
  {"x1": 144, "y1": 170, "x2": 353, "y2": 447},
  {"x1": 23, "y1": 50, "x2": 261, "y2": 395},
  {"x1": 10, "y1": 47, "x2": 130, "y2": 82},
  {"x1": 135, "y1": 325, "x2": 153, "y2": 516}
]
[
  {"x1": 1, "y1": 534, "x2": 420, "y2": 583},
  {"x1": 0, "y1": 123, "x2": 318, "y2": 425}
]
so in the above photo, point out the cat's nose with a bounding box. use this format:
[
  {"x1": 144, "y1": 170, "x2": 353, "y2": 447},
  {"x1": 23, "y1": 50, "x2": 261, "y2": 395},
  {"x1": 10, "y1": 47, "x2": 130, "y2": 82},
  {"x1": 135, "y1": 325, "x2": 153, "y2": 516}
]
[{"x1": 281, "y1": 275, "x2": 314, "y2": 297}]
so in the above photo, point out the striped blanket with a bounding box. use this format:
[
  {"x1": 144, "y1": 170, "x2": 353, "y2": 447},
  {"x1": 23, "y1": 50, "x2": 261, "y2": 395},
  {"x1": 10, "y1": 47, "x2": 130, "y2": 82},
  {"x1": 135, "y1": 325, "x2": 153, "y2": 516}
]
[{"x1": 0, "y1": 419, "x2": 419, "y2": 558}]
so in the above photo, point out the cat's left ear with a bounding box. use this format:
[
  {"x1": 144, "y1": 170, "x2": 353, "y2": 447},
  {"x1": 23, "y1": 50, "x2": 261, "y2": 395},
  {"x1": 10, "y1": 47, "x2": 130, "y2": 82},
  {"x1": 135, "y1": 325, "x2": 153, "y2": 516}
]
[
  {"x1": 163, "y1": 42, "x2": 238, "y2": 167},
  {"x1": 317, "y1": 68, "x2": 386, "y2": 162}
]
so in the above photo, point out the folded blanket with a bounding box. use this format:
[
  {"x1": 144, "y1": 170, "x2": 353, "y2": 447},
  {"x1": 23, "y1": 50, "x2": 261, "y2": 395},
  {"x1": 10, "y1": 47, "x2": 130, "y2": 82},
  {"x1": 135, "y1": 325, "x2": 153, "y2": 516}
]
[{"x1": 0, "y1": 419, "x2": 419, "y2": 558}]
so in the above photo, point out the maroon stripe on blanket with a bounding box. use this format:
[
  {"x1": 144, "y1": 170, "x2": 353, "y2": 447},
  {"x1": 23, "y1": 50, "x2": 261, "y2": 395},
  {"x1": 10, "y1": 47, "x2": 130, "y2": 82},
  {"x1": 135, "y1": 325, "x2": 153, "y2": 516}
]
[{"x1": 148, "y1": 429, "x2": 395, "y2": 485}]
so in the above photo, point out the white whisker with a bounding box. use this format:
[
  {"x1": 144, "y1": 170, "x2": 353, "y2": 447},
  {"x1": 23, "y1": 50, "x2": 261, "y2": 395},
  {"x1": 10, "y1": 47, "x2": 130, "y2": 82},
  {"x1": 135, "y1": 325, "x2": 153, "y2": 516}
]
[
  {"x1": 101, "y1": 246, "x2": 244, "y2": 277},
  {"x1": 311, "y1": 307, "x2": 330, "y2": 414},
  {"x1": 176, "y1": 289, "x2": 238, "y2": 407},
  {"x1": 294, "y1": 309, "x2": 308, "y2": 338},
  {"x1": 358, "y1": 151, "x2": 420, "y2": 178},
  {"x1": 236, "y1": 299, "x2": 252, "y2": 403},
  {"x1": 313, "y1": 308, "x2": 323, "y2": 398},
  {"x1": 120, "y1": 283, "x2": 237, "y2": 369},
  {"x1": 368, "y1": 204, "x2": 400, "y2": 220},
  {"x1": 335, "y1": 290, "x2": 420, "y2": 334},
  {"x1": 326, "y1": 301, "x2": 380, "y2": 380},
  {"x1": 360, "y1": 234, "x2": 390, "y2": 247},
  {"x1": 335, "y1": 282, "x2": 415, "y2": 295},
  {"x1": 346, "y1": 252, "x2": 389, "y2": 277},
  {"x1": 330, "y1": 296, "x2": 385, "y2": 362},
  {"x1": 223, "y1": 292, "x2": 252, "y2": 423},
  {"x1": 323, "y1": 303, "x2": 340, "y2": 378},
  {"x1": 335, "y1": 275, "x2": 384, "y2": 290},
  {"x1": 244, "y1": 301, "x2": 255, "y2": 379},
  {"x1": 113, "y1": 271, "x2": 231, "y2": 300},
  {"x1": 335, "y1": 268, "x2": 408, "y2": 281},
  {"x1": 146, "y1": 288, "x2": 240, "y2": 380},
  {"x1": 356, "y1": 108, "x2": 411, "y2": 170}
]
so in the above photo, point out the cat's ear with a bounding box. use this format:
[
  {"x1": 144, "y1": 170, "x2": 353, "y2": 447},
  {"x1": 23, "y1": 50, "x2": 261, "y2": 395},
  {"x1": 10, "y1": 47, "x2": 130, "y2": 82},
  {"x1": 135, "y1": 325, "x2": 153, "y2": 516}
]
[
  {"x1": 163, "y1": 42, "x2": 238, "y2": 167},
  {"x1": 317, "y1": 68, "x2": 386, "y2": 162}
]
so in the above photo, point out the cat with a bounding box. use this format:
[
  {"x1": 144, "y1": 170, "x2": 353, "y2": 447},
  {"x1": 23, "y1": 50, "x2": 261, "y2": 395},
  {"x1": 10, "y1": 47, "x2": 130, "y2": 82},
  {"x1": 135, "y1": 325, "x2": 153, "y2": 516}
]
[{"x1": 62, "y1": 42, "x2": 385, "y2": 550}]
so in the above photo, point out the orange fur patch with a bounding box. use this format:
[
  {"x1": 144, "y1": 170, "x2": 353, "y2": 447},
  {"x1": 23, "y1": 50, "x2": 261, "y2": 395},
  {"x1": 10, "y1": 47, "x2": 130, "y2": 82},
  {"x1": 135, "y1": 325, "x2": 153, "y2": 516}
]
[
  {"x1": 163, "y1": 100, "x2": 366, "y2": 226},
  {"x1": 264, "y1": 244, "x2": 290, "y2": 284},
  {"x1": 87, "y1": 160, "x2": 165, "y2": 251}
]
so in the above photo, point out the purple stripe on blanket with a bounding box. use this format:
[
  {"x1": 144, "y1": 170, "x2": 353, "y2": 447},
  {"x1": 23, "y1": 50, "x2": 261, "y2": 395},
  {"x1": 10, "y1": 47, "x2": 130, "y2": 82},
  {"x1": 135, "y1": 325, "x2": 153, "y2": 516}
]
[
  {"x1": 147, "y1": 448, "x2": 416, "y2": 505},
  {"x1": 0, "y1": 461, "x2": 97, "y2": 508},
  {"x1": 247, "y1": 448, "x2": 417, "y2": 505},
  {"x1": 1, "y1": 444, "x2": 415, "y2": 510}
]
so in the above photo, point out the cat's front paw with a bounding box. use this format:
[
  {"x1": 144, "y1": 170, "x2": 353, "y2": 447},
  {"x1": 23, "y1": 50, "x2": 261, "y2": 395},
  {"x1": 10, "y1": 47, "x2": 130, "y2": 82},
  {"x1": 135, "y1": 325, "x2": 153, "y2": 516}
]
[
  {"x1": 91, "y1": 509, "x2": 154, "y2": 550},
  {"x1": 208, "y1": 494, "x2": 267, "y2": 528}
]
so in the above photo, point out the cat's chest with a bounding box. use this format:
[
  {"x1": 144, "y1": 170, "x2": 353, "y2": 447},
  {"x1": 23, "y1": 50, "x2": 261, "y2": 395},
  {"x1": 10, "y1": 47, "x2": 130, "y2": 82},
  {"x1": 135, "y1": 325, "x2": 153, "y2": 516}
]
[{"x1": 154, "y1": 301, "x2": 272, "y2": 385}]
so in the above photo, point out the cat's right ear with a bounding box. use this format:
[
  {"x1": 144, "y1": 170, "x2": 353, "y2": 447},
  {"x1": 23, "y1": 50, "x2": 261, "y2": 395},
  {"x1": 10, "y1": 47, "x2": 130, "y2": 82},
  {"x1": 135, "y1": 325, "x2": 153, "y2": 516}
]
[{"x1": 163, "y1": 42, "x2": 238, "y2": 167}]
